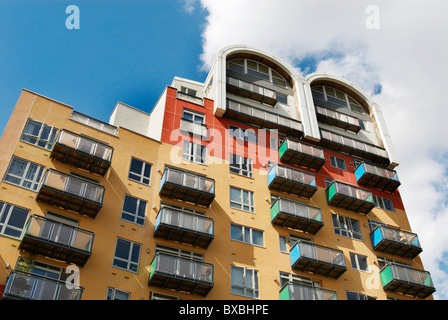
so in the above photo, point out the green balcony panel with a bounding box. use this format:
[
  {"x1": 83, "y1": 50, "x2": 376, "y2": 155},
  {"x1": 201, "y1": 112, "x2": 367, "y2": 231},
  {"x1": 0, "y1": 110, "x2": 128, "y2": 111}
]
[
  {"x1": 326, "y1": 181, "x2": 374, "y2": 214},
  {"x1": 279, "y1": 139, "x2": 326, "y2": 171},
  {"x1": 371, "y1": 225, "x2": 422, "y2": 259},
  {"x1": 280, "y1": 282, "x2": 337, "y2": 300},
  {"x1": 290, "y1": 241, "x2": 347, "y2": 279},
  {"x1": 51, "y1": 129, "x2": 113, "y2": 176},
  {"x1": 159, "y1": 168, "x2": 215, "y2": 207},
  {"x1": 36, "y1": 169, "x2": 105, "y2": 218},
  {"x1": 3, "y1": 270, "x2": 84, "y2": 300},
  {"x1": 19, "y1": 215, "x2": 94, "y2": 267},
  {"x1": 268, "y1": 164, "x2": 317, "y2": 199},
  {"x1": 148, "y1": 253, "x2": 214, "y2": 297},
  {"x1": 270, "y1": 198, "x2": 323, "y2": 235},
  {"x1": 154, "y1": 207, "x2": 214, "y2": 249},
  {"x1": 355, "y1": 162, "x2": 401, "y2": 193},
  {"x1": 380, "y1": 264, "x2": 435, "y2": 299}
]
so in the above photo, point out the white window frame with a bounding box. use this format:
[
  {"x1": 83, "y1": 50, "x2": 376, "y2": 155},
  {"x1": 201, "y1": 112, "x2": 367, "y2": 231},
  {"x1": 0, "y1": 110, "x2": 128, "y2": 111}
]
[
  {"x1": 4, "y1": 157, "x2": 45, "y2": 191},
  {"x1": 332, "y1": 213, "x2": 363, "y2": 240},
  {"x1": 121, "y1": 194, "x2": 147, "y2": 226},
  {"x1": 112, "y1": 238, "x2": 141, "y2": 273},
  {"x1": 182, "y1": 141, "x2": 207, "y2": 165},
  {"x1": 231, "y1": 265, "x2": 259, "y2": 299},
  {"x1": 0, "y1": 201, "x2": 30, "y2": 239},
  {"x1": 128, "y1": 157, "x2": 151, "y2": 185},
  {"x1": 230, "y1": 224, "x2": 264, "y2": 246},
  {"x1": 228, "y1": 125, "x2": 257, "y2": 144},
  {"x1": 182, "y1": 109, "x2": 205, "y2": 124},
  {"x1": 106, "y1": 287, "x2": 130, "y2": 300},
  {"x1": 329, "y1": 155, "x2": 347, "y2": 170},
  {"x1": 373, "y1": 195, "x2": 395, "y2": 212},
  {"x1": 230, "y1": 187, "x2": 255, "y2": 213},
  {"x1": 229, "y1": 153, "x2": 253, "y2": 178},
  {"x1": 350, "y1": 252, "x2": 369, "y2": 272},
  {"x1": 20, "y1": 119, "x2": 58, "y2": 150}
]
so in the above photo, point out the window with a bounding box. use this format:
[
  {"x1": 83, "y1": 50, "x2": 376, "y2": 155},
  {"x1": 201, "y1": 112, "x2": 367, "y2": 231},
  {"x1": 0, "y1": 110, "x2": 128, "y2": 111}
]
[
  {"x1": 350, "y1": 252, "x2": 369, "y2": 271},
  {"x1": 106, "y1": 288, "x2": 130, "y2": 300},
  {"x1": 0, "y1": 201, "x2": 29, "y2": 239},
  {"x1": 311, "y1": 85, "x2": 367, "y2": 114},
  {"x1": 279, "y1": 272, "x2": 320, "y2": 288},
  {"x1": 276, "y1": 93, "x2": 288, "y2": 104},
  {"x1": 21, "y1": 119, "x2": 57, "y2": 150},
  {"x1": 180, "y1": 86, "x2": 197, "y2": 97},
  {"x1": 231, "y1": 224, "x2": 264, "y2": 246},
  {"x1": 121, "y1": 195, "x2": 147, "y2": 226},
  {"x1": 112, "y1": 238, "x2": 141, "y2": 273},
  {"x1": 230, "y1": 187, "x2": 254, "y2": 213},
  {"x1": 346, "y1": 291, "x2": 376, "y2": 300},
  {"x1": 368, "y1": 219, "x2": 385, "y2": 232},
  {"x1": 128, "y1": 158, "x2": 151, "y2": 185},
  {"x1": 329, "y1": 155, "x2": 347, "y2": 170},
  {"x1": 182, "y1": 141, "x2": 207, "y2": 164},
  {"x1": 279, "y1": 236, "x2": 287, "y2": 252},
  {"x1": 231, "y1": 266, "x2": 259, "y2": 298},
  {"x1": 373, "y1": 195, "x2": 395, "y2": 212},
  {"x1": 229, "y1": 154, "x2": 253, "y2": 178},
  {"x1": 377, "y1": 256, "x2": 411, "y2": 270},
  {"x1": 155, "y1": 243, "x2": 204, "y2": 261},
  {"x1": 4, "y1": 157, "x2": 44, "y2": 191},
  {"x1": 332, "y1": 213, "x2": 362, "y2": 240},
  {"x1": 228, "y1": 125, "x2": 257, "y2": 144},
  {"x1": 182, "y1": 109, "x2": 204, "y2": 124}
]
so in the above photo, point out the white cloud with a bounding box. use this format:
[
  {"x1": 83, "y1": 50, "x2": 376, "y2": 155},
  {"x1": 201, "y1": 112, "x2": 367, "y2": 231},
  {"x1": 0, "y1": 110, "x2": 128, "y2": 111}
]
[
  {"x1": 179, "y1": 0, "x2": 196, "y2": 13},
  {"x1": 199, "y1": 0, "x2": 448, "y2": 299}
]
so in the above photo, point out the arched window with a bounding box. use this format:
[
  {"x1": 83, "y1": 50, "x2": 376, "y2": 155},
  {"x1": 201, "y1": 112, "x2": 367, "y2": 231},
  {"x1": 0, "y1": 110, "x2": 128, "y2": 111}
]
[{"x1": 312, "y1": 85, "x2": 367, "y2": 115}]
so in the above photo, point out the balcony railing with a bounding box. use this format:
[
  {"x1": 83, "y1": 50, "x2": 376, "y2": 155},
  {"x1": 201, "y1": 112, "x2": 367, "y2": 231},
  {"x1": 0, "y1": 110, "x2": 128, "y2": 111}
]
[
  {"x1": 19, "y1": 215, "x2": 94, "y2": 266},
  {"x1": 267, "y1": 164, "x2": 317, "y2": 199},
  {"x1": 180, "y1": 118, "x2": 208, "y2": 138},
  {"x1": 280, "y1": 282, "x2": 337, "y2": 300},
  {"x1": 380, "y1": 263, "x2": 435, "y2": 299},
  {"x1": 315, "y1": 105, "x2": 361, "y2": 133},
  {"x1": 51, "y1": 129, "x2": 113, "y2": 176},
  {"x1": 3, "y1": 270, "x2": 84, "y2": 300},
  {"x1": 70, "y1": 111, "x2": 118, "y2": 135},
  {"x1": 154, "y1": 207, "x2": 214, "y2": 249},
  {"x1": 176, "y1": 91, "x2": 204, "y2": 106},
  {"x1": 290, "y1": 241, "x2": 347, "y2": 279},
  {"x1": 355, "y1": 162, "x2": 400, "y2": 193},
  {"x1": 148, "y1": 252, "x2": 214, "y2": 296},
  {"x1": 224, "y1": 99, "x2": 304, "y2": 138},
  {"x1": 36, "y1": 169, "x2": 105, "y2": 218},
  {"x1": 270, "y1": 198, "x2": 323, "y2": 235},
  {"x1": 159, "y1": 167, "x2": 215, "y2": 207},
  {"x1": 326, "y1": 180, "x2": 374, "y2": 214},
  {"x1": 371, "y1": 225, "x2": 422, "y2": 259},
  {"x1": 319, "y1": 129, "x2": 390, "y2": 166},
  {"x1": 226, "y1": 76, "x2": 277, "y2": 106},
  {"x1": 279, "y1": 139, "x2": 326, "y2": 171}
]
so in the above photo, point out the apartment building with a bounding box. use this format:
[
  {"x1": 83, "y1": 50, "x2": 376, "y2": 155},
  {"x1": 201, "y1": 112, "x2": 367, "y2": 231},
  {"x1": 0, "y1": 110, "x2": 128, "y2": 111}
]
[{"x1": 0, "y1": 45, "x2": 435, "y2": 300}]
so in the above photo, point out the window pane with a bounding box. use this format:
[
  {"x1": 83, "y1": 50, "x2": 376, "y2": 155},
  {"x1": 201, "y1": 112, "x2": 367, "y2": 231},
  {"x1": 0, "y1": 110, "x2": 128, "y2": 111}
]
[
  {"x1": 231, "y1": 266, "x2": 244, "y2": 286},
  {"x1": 252, "y1": 230, "x2": 263, "y2": 246},
  {"x1": 114, "y1": 239, "x2": 131, "y2": 259},
  {"x1": 231, "y1": 225, "x2": 243, "y2": 241}
]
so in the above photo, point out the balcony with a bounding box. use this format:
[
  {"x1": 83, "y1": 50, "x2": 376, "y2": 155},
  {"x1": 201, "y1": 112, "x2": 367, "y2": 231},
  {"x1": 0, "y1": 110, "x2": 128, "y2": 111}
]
[
  {"x1": 224, "y1": 99, "x2": 303, "y2": 138},
  {"x1": 19, "y1": 215, "x2": 94, "y2": 266},
  {"x1": 270, "y1": 198, "x2": 323, "y2": 235},
  {"x1": 371, "y1": 225, "x2": 422, "y2": 259},
  {"x1": 148, "y1": 252, "x2": 214, "y2": 296},
  {"x1": 279, "y1": 139, "x2": 326, "y2": 171},
  {"x1": 36, "y1": 169, "x2": 105, "y2": 218},
  {"x1": 154, "y1": 207, "x2": 214, "y2": 249},
  {"x1": 50, "y1": 129, "x2": 113, "y2": 176},
  {"x1": 280, "y1": 282, "x2": 337, "y2": 300},
  {"x1": 315, "y1": 105, "x2": 361, "y2": 133},
  {"x1": 319, "y1": 129, "x2": 390, "y2": 166},
  {"x1": 380, "y1": 263, "x2": 435, "y2": 299},
  {"x1": 267, "y1": 164, "x2": 317, "y2": 199},
  {"x1": 2, "y1": 270, "x2": 83, "y2": 300},
  {"x1": 355, "y1": 162, "x2": 401, "y2": 193},
  {"x1": 326, "y1": 181, "x2": 374, "y2": 214},
  {"x1": 159, "y1": 167, "x2": 215, "y2": 207},
  {"x1": 290, "y1": 241, "x2": 346, "y2": 278},
  {"x1": 180, "y1": 118, "x2": 208, "y2": 139},
  {"x1": 226, "y1": 76, "x2": 277, "y2": 106}
]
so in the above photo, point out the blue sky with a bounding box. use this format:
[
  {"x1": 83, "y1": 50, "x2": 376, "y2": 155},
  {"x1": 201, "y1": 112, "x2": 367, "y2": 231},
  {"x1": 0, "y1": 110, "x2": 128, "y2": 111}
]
[
  {"x1": 1, "y1": 0, "x2": 447, "y2": 299},
  {"x1": 0, "y1": 0, "x2": 208, "y2": 135}
]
